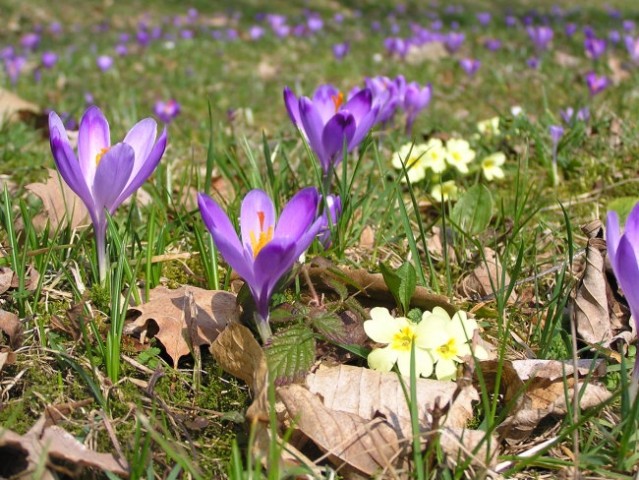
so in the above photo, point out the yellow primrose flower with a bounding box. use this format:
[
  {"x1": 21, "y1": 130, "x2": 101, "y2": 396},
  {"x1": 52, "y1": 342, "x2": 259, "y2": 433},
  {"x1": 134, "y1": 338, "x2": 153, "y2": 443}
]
[
  {"x1": 445, "y1": 138, "x2": 476, "y2": 174},
  {"x1": 430, "y1": 180, "x2": 459, "y2": 202},
  {"x1": 363, "y1": 307, "x2": 434, "y2": 377},
  {"x1": 477, "y1": 116, "x2": 500, "y2": 136},
  {"x1": 391, "y1": 143, "x2": 428, "y2": 183},
  {"x1": 420, "y1": 307, "x2": 488, "y2": 380},
  {"x1": 421, "y1": 138, "x2": 447, "y2": 173},
  {"x1": 481, "y1": 152, "x2": 506, "y2": 181}
]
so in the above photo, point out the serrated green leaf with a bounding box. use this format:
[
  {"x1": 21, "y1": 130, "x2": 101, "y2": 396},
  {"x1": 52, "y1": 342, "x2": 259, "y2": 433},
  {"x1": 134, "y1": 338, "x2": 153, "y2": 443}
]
[
  {"x1": 311, "y1": 312, "x2": 346, "y2": 342},
  {"x1": 324, "y1": 277, "x2": 349, "y2": 301},
  {"x1": 380, "y1": 261, "x2": 416, "y2": 314},
  {"x1": 450, "y1": 184, "x2": 493, "y2": 236},
  {"x1": 265, "y1": 324, "x2": 316, "y2": 384}
]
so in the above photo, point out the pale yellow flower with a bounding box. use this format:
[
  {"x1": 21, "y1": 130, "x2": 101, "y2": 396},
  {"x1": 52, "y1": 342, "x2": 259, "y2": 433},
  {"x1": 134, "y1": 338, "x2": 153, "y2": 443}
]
[
  {"x1": 445, "y1": 138, "x2": 476, "y2": 174},
  {"x1": 481, "y1": 152, "x2": 506, "y2": 181},
  {"x1": 364, "y1": 307, "x2": 434, "y2": 377},
  {"x1": 477, "y1": 116, "x2": 500, "y2": 136},
  {"x1": 420, "y1": 307, "x2": 488, "y2": 380},
  {"x1": 421, "y1": 138, "x2": 447, "y2": 173},
  {"x1": 391, "y1": 143, "x2": 428, "y2": 183},
  {"x1": 430, "y1": 180, "x2": 459, "y2": 202}
]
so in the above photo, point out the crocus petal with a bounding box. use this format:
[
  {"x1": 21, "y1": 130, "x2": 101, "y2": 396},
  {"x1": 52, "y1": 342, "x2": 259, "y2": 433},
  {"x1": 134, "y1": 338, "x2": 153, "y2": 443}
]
[
  {"x1": 624, "y1": 204, "x2": 639, "y2": 261},
  {"x1": 312, "y1": 84, "x2": 340, "y2": 123},
  {"x1": 606, "y1": 211, "x2": 621, "y2": 262},
  {"x1": 123, "y1": 118, "x2": 157, "y2": 175},
  {"x1": 198, "y1": 193, "x2": 254, "y2": 284},
  {"x1": 321, "y1": 112, "x2": 355, "y2": 166},
  {"x1": 613, "y1": 236, "x2": 639, "y2": 325},
  {"x1": 368, "y1": 346, "x2": 398, "y2": 372},
  {"x1": 435, "y1": 358, "x2": 458, "y2": 380},
  {"x1": 274, "y1": 187, "x2": 319, "y2": 239},
  {"x1": 349, "y1": 106, "x2": 378, "y2": 149},
  {"x1": 283, "y1": 87, "x2": 301, "y2": 128},
  {"x1": 240, "y1": 190, "x2": 276, "y2": 255},
  {"x1": 299, "y1": 97, "x2": 328, "y2": 169},
  {"x1": 116, "y1": 126, "x2": 167, "y2": 205},
  {"x1": 49, "y1": 115, "x2": 94, "y2": 210},
  {"x1": 92, "y1": 142, "x2": 135, "y2": 214},
  {"x1": 77, "y1": 106, "x2": 110, "y2": 184},
  {"x1": 252, "y1": 239, "x2": 300, "y2": 318},
  {"x1": 343, "y1": 88, "x2": 372, "y2": 122}
]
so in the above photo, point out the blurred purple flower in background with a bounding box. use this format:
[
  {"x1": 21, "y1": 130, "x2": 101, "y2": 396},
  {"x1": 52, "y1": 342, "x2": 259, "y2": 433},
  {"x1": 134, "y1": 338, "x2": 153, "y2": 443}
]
[
  {"x1": 459, "y1": 58, "x2": 481, "y2": 77},
  {"x1": 527, "y1": 56, "x2": 540, "y2": 69},
  {"x1": 4, "y1": 56, "x2": 26, "y2": 85},
  {"x1": 332, "y1": 42, "x2": 349, "y2": 61},
  {"x1": 625, "y1": 35, "x2": 639, "y2": 63},
  {"x1": 527, "y1": 25, "x2": 554, "y2": 51},
  {"x1": 609, "y1": 30, "x2": 621, "y2": 44},
  {"x1": 560, "y1": 107, "x2": 590, "y2": 125},
  {"x1": 565, "y1": 23, "x2": 577, "y2": 37},
  {"x1": 484, "y1": 38, "x2": 502, "y2": 51},
  {"x1": 476, "y1": 12, "x2": 491, "y2": 26},
  {"x1": 153, "y1": 99, "x2": 181, "y2": 123},
  {"x1": 96, "y1": 55, "x2": 113, "y2": 71},
  {"x1": 444, "y1": 32, "x2": 465, "y2": 53},
  {"x1": 20, "y1": 33, "x2": 41, "y2": 52},
  {"x1": 584, "y1": 37, "x2": 606, "y2": 59},
  {"x1": 585, "y1": 71, "x2": 610, "y2": 96},
  {"x1": 41, "y1": 51, "x2": 58, "y2": 69},
  {"x1": 403, "y1": 82, "x2": 432, "y2": 134},
  {"x1": 249, "y1": 25, "x2": 264, "y2": 40},
  {"x1": 318, "y1": 194, "x2": 342, "y2": 248}
]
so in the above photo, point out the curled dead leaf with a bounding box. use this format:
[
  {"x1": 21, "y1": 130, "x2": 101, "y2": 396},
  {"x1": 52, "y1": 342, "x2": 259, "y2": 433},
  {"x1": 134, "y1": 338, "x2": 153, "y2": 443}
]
[
  {"x1": 0, "y1": 267, "x2": 13, "y2": 294},
  {"x1": 0, "y1": 88, "x2": 42, "y2": 126},
  {"x1": 124, "y1": 286, "x2": 238, "y2": 367},
  {"x1": 457, "y1": 248, "x2": 516, "y2": 303}
]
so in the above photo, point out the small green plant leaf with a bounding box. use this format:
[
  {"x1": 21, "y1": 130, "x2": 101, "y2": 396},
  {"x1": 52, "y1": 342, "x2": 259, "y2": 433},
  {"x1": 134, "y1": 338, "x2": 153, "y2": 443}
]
[
  {"x1": 266, "y1": 323, "x2": 316, "y2": 384},
  {"x1": 310, "y1": 312, "x2": 346, "y2": 342},
  {"x1": 450, "y1": 184, "x2": 493, "y2": 236},
  {"x1": 380, "y1": 261, "x2": 416, "y2": 314}
]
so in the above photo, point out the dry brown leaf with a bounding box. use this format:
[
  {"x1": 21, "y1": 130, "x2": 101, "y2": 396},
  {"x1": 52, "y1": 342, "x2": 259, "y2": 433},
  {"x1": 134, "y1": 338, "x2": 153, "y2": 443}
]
[
  {"x1": 257, "y1": 59, "x2": 278, "y2": 81},
  {"x1": 0, "y1": 417, "x2": 128, "y2": 478},
  {"x1": 554, "y1": 51, "x2": 581, "y2": 68},
  {"x1": 0, "y1": 88, "x2": 41, "y2": 126},
  {"x1": 0, "y1": 267, "x2": 13, "y2": 294},
  {"x1": 306, "y1": 365, "x2": 476, "y2": 432},
  {"x1": 481, "y1": 359, "x2": 611, "y2": 442},
  {"x1": 25, "y1": 169, "x2": 89, "y2": 233},
  {"x1": 457, "y1": 248, "x2": 516, "y2": 303},
  {"x1": 124, "y1": 286, "x2": 238, "y2": 367},
  {"x1": 405, "y1": 42, "x2": 448, "y2": 65},
  {"x1": 306, "y1": 265, "x2": 455, "y2": 314},
  {"x1": 279, "y1": 383, "x2": 403, "y2": 478},
  {"x1": 10, "y1": 265, "x2": 40, "y2": 292},
  {"x1": 608, "y1": 56, "x2": 631, "y2": 85},
  {"x1": 0, "y1": 309, "x2": 22, "y2": 351},
  {"x1": 358, "y1": 225, "x2": 375, "y2": 250}
]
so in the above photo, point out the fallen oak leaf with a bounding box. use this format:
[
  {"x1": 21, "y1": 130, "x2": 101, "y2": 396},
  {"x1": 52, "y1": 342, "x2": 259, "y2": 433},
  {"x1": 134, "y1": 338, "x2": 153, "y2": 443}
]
[
  {"x1": 124, "y1": 286, "x2": 238, "y2": 367},
  {"x1": 0, "y1": 309, "x2": 23, "y2": 351},
  {"x1": 25, "y1": 169, "x2": 89, "y2": 233},
  {"x1": 457, "y1": 247, "x2": 516, "y2": 303},
  {"x1": 0, "y1": 417, "x2": 128, "y2": 478},
  {"x1": 0, "y1": 267, "x2": 13, "y2": 294},
  {"x1": 0, "y1": 88, "x2": 42, "y2": 126}
]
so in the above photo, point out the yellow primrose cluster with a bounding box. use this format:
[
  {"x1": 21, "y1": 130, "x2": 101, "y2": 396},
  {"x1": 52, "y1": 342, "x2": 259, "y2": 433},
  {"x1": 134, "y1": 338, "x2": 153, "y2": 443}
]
[
  {"x1": 391, "y1": 116, "x2": 507, "y2": 202},
  {"x1": 363, "y1": 306, "x2": 488, "y2": 381}
]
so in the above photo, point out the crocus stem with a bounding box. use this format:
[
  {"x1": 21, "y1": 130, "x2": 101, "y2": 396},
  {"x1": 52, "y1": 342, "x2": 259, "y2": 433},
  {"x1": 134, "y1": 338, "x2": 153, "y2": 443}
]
[
  {"x1": 254, "y1": 312, "x2": 273, "y2": 344},
  {"x1": 631, "y1": 348, "x2": 639, "y2": 404},
  {"x1": 95, "y1": 221, "x2": 108, "y2": 284}
]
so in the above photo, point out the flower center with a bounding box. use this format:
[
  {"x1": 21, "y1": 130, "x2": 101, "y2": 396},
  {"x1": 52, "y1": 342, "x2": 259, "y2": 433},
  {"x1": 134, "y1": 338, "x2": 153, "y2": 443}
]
[
  {"x1": 331, "y1": 91, "x2": 344, "y2": 112},
  {"x1": 436, "y1": 338, "x2": 459, "y2": 360},
  {"x1": 95, "y1": 147, "x2": 110, "y2": 166},
  {"x1": 249, "y1": 210, "x2": 273, "y2": 258},
  {"x1": 483, "y1": 158, "x2": 495, "y2": 168},
  {"x1": 390, "y1": 325, "x2": 416, "y2": 352}
]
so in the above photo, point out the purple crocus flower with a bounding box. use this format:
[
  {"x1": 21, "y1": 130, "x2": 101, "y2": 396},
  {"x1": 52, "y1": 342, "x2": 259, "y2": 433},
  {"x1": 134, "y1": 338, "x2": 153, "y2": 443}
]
[
  {"x1": 607, "y1": 203, "x2": 639, "y2": 400},
  {"x1": 560, "y1": 107, "x2": 590, "y2": 125},
  {"x1": 403, "y1": 82, "x2": 432, "y2": 134},
  {"x1": 585, "y1": 37, "x2": 606, "y2": 59},
  {"x1": 362, "y1": 75, "x2": 404, "y2": 126},
  {"x1": 153, "y1": 99, "x2": 181, "y2": 123},
  {"x1": 284, "y1": 85, "x2": 377, "y2": 177},
  {"x1": 565, "y1": 23, "x2": 577, "y2": 37},
  {"x1": 527, "y1": 25, "x2": 553, "y2": 51},
  {"x1": 484, "y1": 38, "x2": 502, "y2": 51},
  {"x1": 20, "y1": 33, "x2": 40, "y2": 51},
  {"x1": 115, "y1": 44, "x2": 128, "y2": 56},
  {"x1": 609, "y1": 30, "x2": 621, "y2": 44},
  {"x1": 48, "y1": 106, "x2": 167, "y2": 282},
  {"x1": 307, "y1": 16, "x2": 324, "y2": 33},
  {"x1": 41, "y1": 51, "x2": 58, "y2": 69},
  {"x1": 96, "y1": 55, "x2": 113, "y2": 71},
  {"x1": 197, "y1": 187, "x2": 322, "y2": 342},
  {"x1": 623, "y1": 20, "x2": 636, "y2": 32},
  {"x1": 459, "y1": 58, "x2": 481, "y2": 77},
  {"x1": 332, "y1": 42, "x2": 349, "y2": 60},
  {"x1": 476, "y1": 12, "x2": 491, "y2": 26},
  {"x1": 443, "y1": 32, "x2": 465, "y2": 53},
  {"x1": 549, "y1": 125, "x2": 563, "y2": 186},
  {"x1": 585, "y1": 71, "x2": 609, "y2": 96},
  {"x1": 4, "y1": 56, "x2": 26, "y2": 85},
  {"x1": 505, "y1": 15, "x2": 517, "y2": 28},
  {"x1": 527, "y1": 56, "x2": 540, "y2": 69},
  {"x1": 249, "y1": 25, "x2": 264, "y2": 40},
  {"x1": 625, "y1": 35, "x2": 639, "y2": 63}
]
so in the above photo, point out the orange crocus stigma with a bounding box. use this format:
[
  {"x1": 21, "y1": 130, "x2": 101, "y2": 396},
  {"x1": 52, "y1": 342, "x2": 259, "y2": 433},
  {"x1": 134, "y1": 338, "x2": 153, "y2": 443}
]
[
  {"x1": 249, "y1": 210, "x2": 274, "y2": 258},
  {"x1": 331, "y1": 91, "x2": 344, "y2": 112},
  {"x1": 95, "y1": 147, "x2": 110, "y2": 166}
]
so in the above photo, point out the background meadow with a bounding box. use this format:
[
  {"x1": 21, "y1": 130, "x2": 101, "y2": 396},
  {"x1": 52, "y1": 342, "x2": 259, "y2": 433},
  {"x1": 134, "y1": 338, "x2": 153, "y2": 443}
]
[{"x1": 1, "y1": 0, "x2": 639, "y2": 478}]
